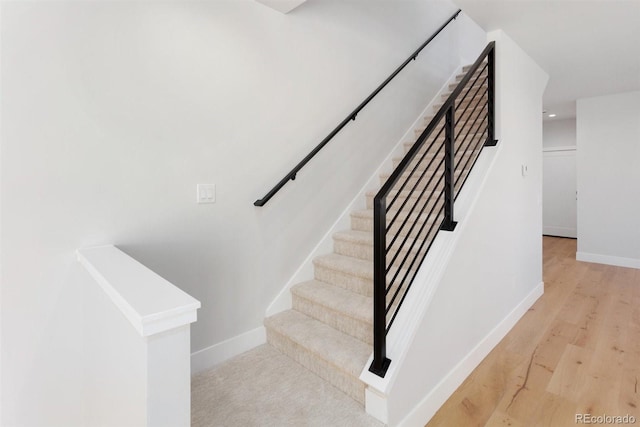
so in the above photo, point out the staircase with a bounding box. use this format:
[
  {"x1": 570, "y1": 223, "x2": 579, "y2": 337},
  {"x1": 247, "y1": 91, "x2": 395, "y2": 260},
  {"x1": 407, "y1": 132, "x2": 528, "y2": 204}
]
[{"x1": 264, "y1": 62, "x2": 489, "y2": 405}]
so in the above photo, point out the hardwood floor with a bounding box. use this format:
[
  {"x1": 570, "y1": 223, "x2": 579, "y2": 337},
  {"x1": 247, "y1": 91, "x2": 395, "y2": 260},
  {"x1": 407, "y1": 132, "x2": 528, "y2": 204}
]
[{"x1": 426, "y1": 236, "x2": 640, "y2": 427}]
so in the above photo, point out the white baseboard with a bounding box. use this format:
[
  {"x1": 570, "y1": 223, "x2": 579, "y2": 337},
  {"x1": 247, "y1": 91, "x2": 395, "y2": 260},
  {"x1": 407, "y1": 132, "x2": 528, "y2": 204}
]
[
  {"x1": 190, "y1": 326, "x2": 266, "y2": 375},
  {"x1": 543, "y1": 226, "x2": 576, "y2": 238},
  {"x1": 576, "y1": 252, "x2": 640, "y2": 270},
  {"x1": 542, "y1": 145, "x2": 576, "y2": 153},
  {"x1": 397, "y1": 281, "x2": 544, "y2": 427}
]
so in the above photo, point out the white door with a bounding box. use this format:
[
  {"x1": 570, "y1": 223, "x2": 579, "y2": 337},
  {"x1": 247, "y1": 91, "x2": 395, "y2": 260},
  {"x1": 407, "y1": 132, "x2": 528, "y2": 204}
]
[{"x1": 543, "y1": 148, "x2": 577, "y2": 238}]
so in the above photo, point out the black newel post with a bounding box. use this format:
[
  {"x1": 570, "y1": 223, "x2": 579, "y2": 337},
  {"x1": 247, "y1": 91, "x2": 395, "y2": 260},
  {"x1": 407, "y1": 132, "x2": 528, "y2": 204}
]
[
  {"x1": 369, "y1": 196, "x2": 391, "y2": 377},
  {"x1": 486, "y1": 44, "x2": 498, "y2": 147},
  {"x1": 442, "y1": 105, "x2": 457, "y2": 232}
]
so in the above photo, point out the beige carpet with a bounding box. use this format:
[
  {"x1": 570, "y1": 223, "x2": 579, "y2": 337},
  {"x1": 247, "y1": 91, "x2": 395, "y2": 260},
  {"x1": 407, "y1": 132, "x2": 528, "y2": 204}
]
[{"x1": 191, "y1": 344, "x2": 384, "y2": 427}]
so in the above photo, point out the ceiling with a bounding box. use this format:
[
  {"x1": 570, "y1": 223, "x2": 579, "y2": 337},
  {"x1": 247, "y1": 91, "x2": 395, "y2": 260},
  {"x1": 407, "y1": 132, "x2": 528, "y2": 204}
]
[
  {"x1": 454, "y1": 0, "x2": 640, "y2": 121},
  {"x1": 255, "y1": 0, "x2": 307, "y2": 14}
]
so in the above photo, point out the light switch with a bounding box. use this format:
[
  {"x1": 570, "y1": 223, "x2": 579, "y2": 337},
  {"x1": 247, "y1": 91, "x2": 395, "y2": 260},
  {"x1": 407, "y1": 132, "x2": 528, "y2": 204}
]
[
  {"x1": 521, "y1": 164, "x2": 528, "y2": 177},
  {"x1": 197, "y1": 184, "x2": 215, "y2": 204}
]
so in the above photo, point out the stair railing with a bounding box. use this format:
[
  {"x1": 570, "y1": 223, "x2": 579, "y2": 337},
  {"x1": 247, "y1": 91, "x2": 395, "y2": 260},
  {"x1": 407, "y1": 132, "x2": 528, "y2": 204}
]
[
  {"x1": 254, "y1": 9, "x2": 462, "y2": 206},
  {"x1": 369, "y1": 41, "x2": 497, "y2": 377}
]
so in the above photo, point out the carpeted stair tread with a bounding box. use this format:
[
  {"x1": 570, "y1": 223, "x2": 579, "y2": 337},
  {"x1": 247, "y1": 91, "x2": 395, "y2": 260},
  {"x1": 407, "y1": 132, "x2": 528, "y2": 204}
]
[
  {"x1": 463, "y1": 63, "x2": 486, "y2": 72},
  {"x1": 292, "y1": 280, "x2": 372, "y2": 325},
  {"x1": 415, "y1": 118, "x2": 486, "y2": 136},
  {"x1": 402, "y1": 142, "x2": 445, "y2": 157},
  {"x1": 448, "y1": 81, "x2": 487, "y2": 91},
  {"x1": 351, "y1": 207, "x2": 440, "y2": 222},
  {"x1": 333, "y1": 228, "x2": 428, "y2": 263},
  {"x1": 367, "y1": 186, "x2": 452, "y2": 198},
  {"x1": 365, "y1": 189, "x2": 441, "y2": 209},
  {"x1": 334, "y1": 228, "x2": 425, "y2": 250},
  {"x1": 392, "y1": 148, "x2": 480, "y2": 166},
  {"x1": 403, "y1": 139, "x2": 445, "y2": 152},
  {"x1": 456, "y1": 70, "x2": 487, "y2": 82},
  {"x1": 351, "y1": 208, "x2": 441, "y2": 225},
  {"x1": 435, "y1": 94, "x2": 488, "y2": 108},
  {"x1": 350, "y1": 208, "x2": 442, "y2": 240},
  {"x1": 432, "y1": 100, "x2": 486, "y2": 114},
  {"x1": 440, "y1": 91, "x2": 487, "y2": 103},
  {"x1": 379, "y1": 167, "x2": 470, "y2": 180},
  {"x1": 333, "y1": 229, "x2": 373, "y2": 245},
  {"x1": 332, "y1": 230, "x2": 375, "y2": 262},
  {"x1": 265, "y1": 310, "x2": 370, "y2": 375},
  {"x1": 443, "y1": 82, "x2": 487, "y2": 96},
  {"x1": 313, "y1": 253, "x2": 373, "y2": 280}
]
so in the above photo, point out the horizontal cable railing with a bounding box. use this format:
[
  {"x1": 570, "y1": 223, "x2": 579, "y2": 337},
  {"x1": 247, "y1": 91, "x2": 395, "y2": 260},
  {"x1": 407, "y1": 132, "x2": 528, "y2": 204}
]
[
  {"x1": 254, "y1": 9, "x2": 462, "y2": 206},
  {"x1": 369, "y1": 41, "x2": 497, "y2": 378}
]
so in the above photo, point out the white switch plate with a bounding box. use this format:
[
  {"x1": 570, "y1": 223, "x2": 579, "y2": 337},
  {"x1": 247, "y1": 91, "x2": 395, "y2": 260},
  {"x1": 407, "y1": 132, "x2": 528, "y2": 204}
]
[{"x1": 197, "y1": 184, "x2": 215, "y2": 204}]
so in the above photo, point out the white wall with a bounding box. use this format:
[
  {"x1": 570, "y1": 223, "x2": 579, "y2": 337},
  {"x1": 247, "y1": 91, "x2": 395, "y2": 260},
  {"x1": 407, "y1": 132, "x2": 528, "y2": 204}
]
[
  {"x1": 542, "y1": 118, "x2": 577, "y2": 237},
  {"x1": 0, "y1": 1, "x2": 480, "y2": 424},
  {"x1": 83, "y1": 267, "x2": 148, "y2": 427},
  {"x1": 389, "y1": 30, "x2": 548, "y2": 426},
  {"x1": 543, "y1": 149, "x2": 577, "y2": 238},
  {"x1": 543, "y1": 118, "x2": 576, "y2": 148},
  {"x1": 0, "y1": 2, "x2": 4, "y2": 424},
  {"x1": 576, "y1": 91, "x2": 640, "y2": 268},
  {"x1": 0, "y1": 3, "x2": 4, "y2": 421}
]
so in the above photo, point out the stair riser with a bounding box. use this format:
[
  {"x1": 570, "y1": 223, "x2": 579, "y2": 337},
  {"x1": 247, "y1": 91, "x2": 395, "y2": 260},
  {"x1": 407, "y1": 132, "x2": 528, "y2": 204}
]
[
  {"x1": 351, "y1": 215, "x2": 443, "y2": 240},
  {"x1": 375, "y1": 183, "x2": 463, "y2": 200},
  {"x1": 417, "y1": 109, "x2": 486, "y2": 130},
  {"x1": 415, "y1": 122, "x2": 486, "y2": 138},
  {"x1": 292, "y1": 294, "x2": 372, "y2": 345},
  {"x1": 393, "y1": 153, "x2": 482, "y2": 175},
  {"x1": 368, "y1": 194, "x2": 420, "y2": 209},
  {"x1": 404, "y1": 138, "x2": 485, "y2": 150},
  {"x1": 334, "y1": 239, "x2": 422, "y2": 263},
  {"x1": 413, "y1": 130, "x2": 486, "y2": 146},
  {"x1": 314, "y1": 264, "x2": 372, "y2": 297},
  {"x1": 391, "y1": 151, "x2": 479, "y2": 170},
  {"x1": 353, "y1": 205, "x2": 442, "y2": 228},
  {"x1": 392, "y1": 159, "x2": 445, "y2": 174},
  {"x1": 420, "y1": 94, "x2": 491, "y2": 123},
  {"x1": 312, "y1": 262, "x2": 410, "y2": 305},
  {"x1": 420, "y1": 110, "x2": 486, "y2": 129},
  {"x1": 440, "y1": 84, "x2": 487, "y2": 101},
  {"x1": 403, "y1": 142, "x2": 444, "y2": 159},
  {"x1": 403, "y1": 143, "x2": 443, "y2": 157},
  {"x1": 403, "y1": 130, "x2": 487, "y2": 152},
  {"x1": 463, "y1": 63, "x2": 487, "y2": 73},
  {"x1": 463, "y1": 62, "x2": 488, "y2": 72},
  {"x1": 456, "y1": 71, "x2": 487, "y2": 82},
  {"x1": 352, "y1": 211, "x2": 442, "y2": 231},
  {"x1": 382, "y1": 197, "x2": 443, "y2": 217},
  {"x1": 366, "y1": 192, "x2": 443, "y2": 209},
  {"x1": 378, "y1": 174, "x2": 464, "y2": 190},
  {"x1": 449, "y1": 82, "x2": 487, "y2": 93},
  {"x1": 265, "y1": 328, "x2": 365, "y2": 405},
  {"x1": 433, "y1": 97, "x2": 487, "y2": 117},
  {"x1": 334, "y1": 240, "x2": 372, "y2": 261}
]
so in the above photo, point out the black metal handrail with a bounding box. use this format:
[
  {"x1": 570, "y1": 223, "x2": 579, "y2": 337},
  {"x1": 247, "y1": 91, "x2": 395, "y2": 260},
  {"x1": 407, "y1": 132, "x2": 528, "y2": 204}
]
[
  {"x1": 254, "y1": 9, "x2": 462, "y2": 206},
  {"x1": 369, "y1": 41, "x2": 497, "y2": 378}
]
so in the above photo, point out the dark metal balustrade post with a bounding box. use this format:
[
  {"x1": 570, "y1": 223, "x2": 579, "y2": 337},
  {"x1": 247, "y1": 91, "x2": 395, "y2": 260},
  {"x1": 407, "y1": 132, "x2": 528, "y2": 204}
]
[
  {"x1": 485, "y1": 45, "x2": 498, "y2": 147},
  {"x1": 369, "y1": 196, "x2": 391, "y2": 377},
  {"x1": 367, "y1": 41, "x2": 495, "y2": 379},
  {"x1": 441, "y1": 105, "x2": 457, "y2": 232}
]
